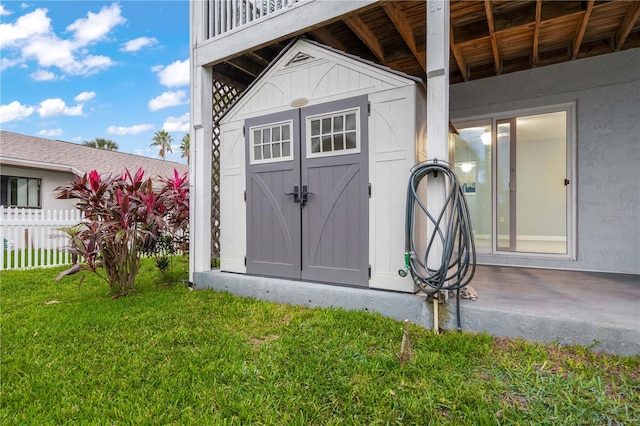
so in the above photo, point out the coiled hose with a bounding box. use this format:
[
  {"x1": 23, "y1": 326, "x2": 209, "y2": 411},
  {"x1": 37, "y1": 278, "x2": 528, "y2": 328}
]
[{"x1": 399, "y1": 159, "x2": 476, "y2": 330}]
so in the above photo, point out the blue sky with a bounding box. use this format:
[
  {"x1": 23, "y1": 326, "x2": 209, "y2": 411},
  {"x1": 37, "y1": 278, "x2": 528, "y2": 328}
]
[{"x1": 0, "y1": 1, "x2": 190, "y2": 164}]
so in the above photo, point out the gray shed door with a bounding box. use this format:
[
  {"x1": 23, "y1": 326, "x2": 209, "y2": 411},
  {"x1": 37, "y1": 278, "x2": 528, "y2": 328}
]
[{"x1": 246, "y1": 95, "x2": 369, "y2": 286}]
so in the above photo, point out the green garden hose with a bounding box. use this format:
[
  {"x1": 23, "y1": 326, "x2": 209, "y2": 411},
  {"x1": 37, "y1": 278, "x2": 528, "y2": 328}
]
[{"x1": 399, "y1": 159, "x2": 476, "y2": 329}]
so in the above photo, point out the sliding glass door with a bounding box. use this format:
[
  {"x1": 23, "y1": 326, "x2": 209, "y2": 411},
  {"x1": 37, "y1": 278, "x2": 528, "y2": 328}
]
[
  {"x1": 454, "y1": 122, "x2": 492, "y2": 253},
  {"x1": 454, "y1": 106, "x2": 572, "y2": 257}
]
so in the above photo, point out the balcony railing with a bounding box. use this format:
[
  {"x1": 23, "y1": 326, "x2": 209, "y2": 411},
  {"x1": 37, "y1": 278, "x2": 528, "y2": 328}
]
[{"x1": 206, "y1": 0, "x2": 305, "y2": 39}]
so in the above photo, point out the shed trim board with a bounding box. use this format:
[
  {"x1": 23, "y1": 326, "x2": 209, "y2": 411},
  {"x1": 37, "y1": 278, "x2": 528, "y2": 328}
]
[{"x1": 220, "y1": 39, "x2": 423, "y2": 292}]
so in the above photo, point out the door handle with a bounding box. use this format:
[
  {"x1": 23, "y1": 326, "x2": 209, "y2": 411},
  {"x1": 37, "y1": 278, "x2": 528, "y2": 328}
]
[
  {"x1": 301, "y1": 185, "x2": 313, "y2": 207},
  {"x1": 285, "y1": 186, "x2": 300, "y2": 203}
]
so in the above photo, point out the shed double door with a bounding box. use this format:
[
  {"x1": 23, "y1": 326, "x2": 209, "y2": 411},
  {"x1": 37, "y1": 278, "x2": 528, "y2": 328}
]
[{"x1": 246, "y1": 96, "x2": 369, "y2": 287}]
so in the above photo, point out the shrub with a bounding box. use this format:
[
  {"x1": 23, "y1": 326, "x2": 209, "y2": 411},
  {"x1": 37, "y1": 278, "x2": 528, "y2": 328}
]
[{"x1": 55, "y1": 168, "x2": 189, "y2": 296}]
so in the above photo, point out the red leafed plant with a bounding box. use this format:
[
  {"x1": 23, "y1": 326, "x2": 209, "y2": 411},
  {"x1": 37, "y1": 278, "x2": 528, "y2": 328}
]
[
  {"x1": 55, "y1": 168, "x2": 189, "y2": 297},
  {"x1": 158, "y1": 169, "x2": 190, "y2": 253}
]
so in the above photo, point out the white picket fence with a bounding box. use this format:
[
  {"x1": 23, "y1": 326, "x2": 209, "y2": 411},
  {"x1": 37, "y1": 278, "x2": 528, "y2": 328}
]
[{"x1": 0, "y1": 206, "x2": 84, "y2": 270}]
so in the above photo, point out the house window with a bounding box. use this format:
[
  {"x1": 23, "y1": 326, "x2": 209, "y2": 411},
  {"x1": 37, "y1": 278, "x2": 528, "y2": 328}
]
[
  {"x1": 250, "y1": 120, "x2": 294, "y2": 164},
  {"x1": 0, "y1": 176, "x2": 42, "y2": 208},
  {"x1": 306, "y1": 108, "x2": 360, "y2": 158},
  {"x1": 453, "y1": 103, "x2": 575, "y2": 258}
]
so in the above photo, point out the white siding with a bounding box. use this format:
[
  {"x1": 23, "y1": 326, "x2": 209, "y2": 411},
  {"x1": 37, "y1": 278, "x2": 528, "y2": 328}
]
[
  {"x1": 219, "y1": 123, "x2": 247, "y2": 273},
  {"x1": 368, "y1": 86, "x2": 421, "y2": 292}
]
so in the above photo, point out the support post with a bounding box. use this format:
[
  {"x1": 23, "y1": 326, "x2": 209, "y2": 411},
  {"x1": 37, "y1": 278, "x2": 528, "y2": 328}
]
[
  {"x1": 425, "y1": 0, "x2": 450, "y2": 272},
  {"x1": 427, "y1": 0, "x2": 450, "y2": 160},
  {"x1": 190, "y1": 0, "x2": 214, "y2": 283}
]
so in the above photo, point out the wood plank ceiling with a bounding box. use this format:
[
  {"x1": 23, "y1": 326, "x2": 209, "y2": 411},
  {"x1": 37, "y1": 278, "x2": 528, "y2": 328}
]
[{"x1": 212, "y1": 0, "x2": 640, "y2": 90}]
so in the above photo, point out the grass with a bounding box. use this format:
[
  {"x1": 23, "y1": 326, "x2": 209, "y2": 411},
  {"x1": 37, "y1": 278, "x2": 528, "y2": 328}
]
[{"x1": 1, "y1": 258, "x2": 639, "y2": 425}]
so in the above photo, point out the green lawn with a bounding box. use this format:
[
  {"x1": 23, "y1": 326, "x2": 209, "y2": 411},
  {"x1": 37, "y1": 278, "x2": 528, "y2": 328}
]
[{"x1": 1, "y1": 258, "x2": 639, "y2": 425}]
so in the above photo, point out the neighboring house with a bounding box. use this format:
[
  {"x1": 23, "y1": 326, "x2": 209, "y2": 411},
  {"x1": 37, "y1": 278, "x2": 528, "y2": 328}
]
[
  {"x1": 189, "y1": 0, "x2": 640, "y2": 287},
  {"x1": 0, "y1": 131, "x2": 188, "y2": 211}
]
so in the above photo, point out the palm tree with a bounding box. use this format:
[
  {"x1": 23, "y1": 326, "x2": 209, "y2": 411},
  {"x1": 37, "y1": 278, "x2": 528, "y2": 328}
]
[
  {"x1": 82, "y1": 138, "x2": 119, "y2": 151},
  {"x1": 180, "y1": 133, "x2": 190, "y2": 163},
  {"x1": 150, "y1": 130, "x2": 174, "y2": 160}
]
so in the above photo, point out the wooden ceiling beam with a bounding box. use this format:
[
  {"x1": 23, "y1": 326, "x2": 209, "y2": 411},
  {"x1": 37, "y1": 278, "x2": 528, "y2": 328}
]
[
  {"x1": 344, "y1": 15, "x2": 386, "y2": 63},
  {"x1": 227, "y1": 56, "x2": 263, "y2": 78},
  {"x1": 450, "y1": 25, "x2": 469, "y2": 81},
  {"x1": 382, "y1": 1, "x2": 425, "y2": 72},
  {"x1": 213, "y1": 67, "x2": 250, "y2": 92},
  {"x1": 484, "y1": 0, "x2": 502, "y2": 74},
  {"x1": 247, "y1": 51, "x2": 271, "y2": 67},
  {"x1": 571, "y1": 0, "x2": 594, "y2": 60},
  {"x1": 615, "y1": 2, "x2": 640, "y2": 51},
  {"x1": 532, "y1": 0, "x2": 541, "y2": 66},
  {"x1": 309, "y1": 27, "x2": 347, "y2": 52}
]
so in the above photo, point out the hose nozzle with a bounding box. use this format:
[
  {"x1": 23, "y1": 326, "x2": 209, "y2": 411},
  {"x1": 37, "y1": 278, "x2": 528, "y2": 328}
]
[{"x1": 398, "y1": 252, "x2": 411, "y2": 277}]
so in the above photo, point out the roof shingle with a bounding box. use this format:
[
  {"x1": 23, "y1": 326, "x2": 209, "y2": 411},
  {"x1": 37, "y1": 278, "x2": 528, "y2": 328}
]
[{"x1": 0, "y1": 131, "x2": 188, "y2": 180}]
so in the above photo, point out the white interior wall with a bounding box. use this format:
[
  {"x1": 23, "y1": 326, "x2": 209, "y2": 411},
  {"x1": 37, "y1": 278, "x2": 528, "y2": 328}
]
[
  {"x1": 516, "y1": 136, "x2": 566, "y2": 238},
  {"x1": 450, "y1": 48, "x2": 640, "y2": 274}
]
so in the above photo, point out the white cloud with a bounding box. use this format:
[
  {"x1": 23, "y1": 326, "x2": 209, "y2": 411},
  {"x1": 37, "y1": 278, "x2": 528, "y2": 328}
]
[
  {"x1": 133, "y1": 148, "x2": 152, "y2": 156},
  {"x1": 1, "y1": 4, "x2": 124, "y2": 76},
  {"x1": 148, "y1": 90, "x2": 188, "y2": 112},
  {"x1": 21, "y1": 35, "x2": 114, "y2": 75},
  {"x1": 0, "y1": 101, "x2": 34, "y2": 123},
  {"x1": 0, "y1": 4, "x2": 12, "y2": 16},
  {"x1": 162, "y1": 112, "x2": 190, "y2": 132},
  {"x1": 154, "y1": 59, "x2": 189, "y2": 88},
  {"x1": 120, "y1": 36, "x2": 158, "y2": 52},
  {"x1": 66, "y1": 3, "x2": 125, "y2": 46},
  {"x1": 20, "y1": 3, "x2": 29, "y2": 9},
  {"x1": 38, "y1": 128, "x2": 63, "y2": 136},
  {"x1": 21, "y1": 35, "x2": 74, "y2": 67},
  {"x1": 38, "y1": 98, "x2": 83, "y2": 118},
  {"x1": 1, "y1": 57, "x2": 22, "y2": 70},
  {"x1": 74, "y1": 91, "x2": 96, "y2": 102},
  {"x1": 0, "y1": 8, "x2": 50, "y2": 46},
  {"x1": 30, "y1": 69, "x2": 57, "y2": 81},
  {"x1": 107, "y1": 124, "x2": 154, "y2": 135}
]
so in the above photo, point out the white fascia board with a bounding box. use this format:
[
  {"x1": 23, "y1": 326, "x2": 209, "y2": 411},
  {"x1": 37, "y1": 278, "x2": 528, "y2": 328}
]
[
  {"x1": 0, "y1": 157, "x2": 83, "y2": 176},
  {"x1": 194, "y1": 0, "x2": 379, "y2": 67}
]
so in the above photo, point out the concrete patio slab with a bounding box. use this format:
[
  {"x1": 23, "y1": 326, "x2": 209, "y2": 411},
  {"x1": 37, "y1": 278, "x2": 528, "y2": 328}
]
[{"x1": 193, "y1": 265, "x2": 640, "y2": 356}]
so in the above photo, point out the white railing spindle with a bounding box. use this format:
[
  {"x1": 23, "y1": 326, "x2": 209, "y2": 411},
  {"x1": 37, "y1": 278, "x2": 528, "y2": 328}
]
[{"x1": 206, "y1": 0, "x2": 304, "y2": 40}]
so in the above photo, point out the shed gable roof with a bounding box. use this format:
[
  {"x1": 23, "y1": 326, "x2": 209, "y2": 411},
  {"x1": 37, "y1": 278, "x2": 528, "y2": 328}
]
[
  {"x1": 221, "y1": 38, "x2": 422, "y2": 124},
  {"x1": 0, "y1": 131, "x2": 188, "y2": 179}
]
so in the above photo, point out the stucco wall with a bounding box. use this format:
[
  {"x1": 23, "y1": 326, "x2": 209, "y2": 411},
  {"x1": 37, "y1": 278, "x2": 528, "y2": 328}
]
[
  {"x1": 0, "y1": 166, "x2": 78, "y2": 211},
  {"x1": 450, "y1": 48, "x2": 640, "y2": 274}
]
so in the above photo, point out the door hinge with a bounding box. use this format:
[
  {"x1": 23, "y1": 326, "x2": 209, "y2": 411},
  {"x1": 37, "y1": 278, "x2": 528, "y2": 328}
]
[
  {"x1": 367, "y1": 102, "x2": 371, "y2": 116},
  {"x1": 244, "y1": 190, "x2": 246, "y2": 201},
  {"x1": 244, "y1": 256, "x2": 247, "y2": 266},
  {"x1": 368, "y1": 183, "x2": 371, "y2": 198},
  {"x1": 564, "y1": 179, "x2": 570, "y2": 186},
  {"x1": 243, "y1": 125, "x2": 246, "y2": 137},
  {"x1": 368, "y1": 265, "x2": 371, "y2": 279}
]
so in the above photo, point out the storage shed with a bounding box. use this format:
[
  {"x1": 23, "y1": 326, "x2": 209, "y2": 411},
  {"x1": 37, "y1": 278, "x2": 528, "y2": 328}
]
[{"x1": 219, "y1": 39, "x2": 427, "y2": 293}]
